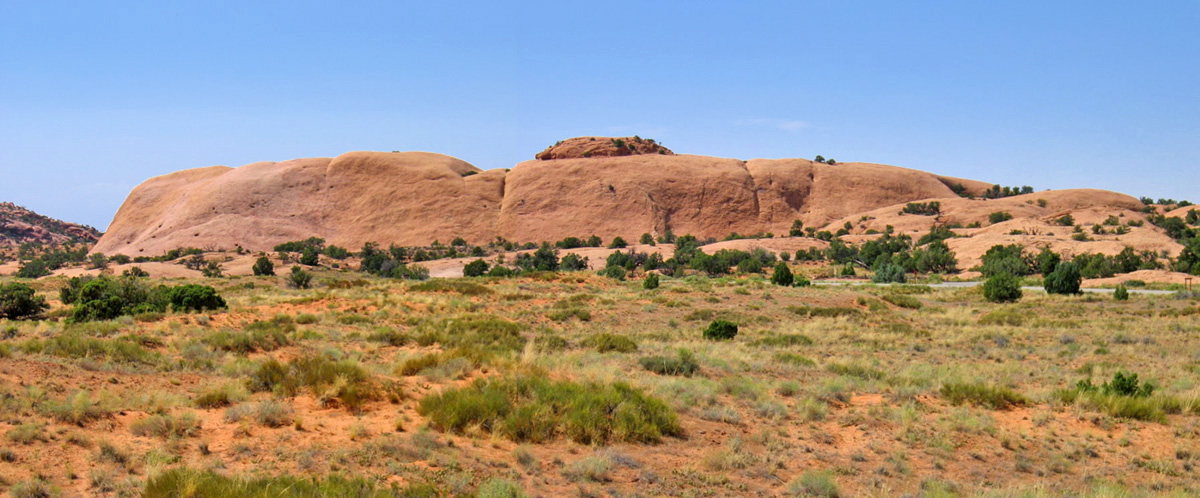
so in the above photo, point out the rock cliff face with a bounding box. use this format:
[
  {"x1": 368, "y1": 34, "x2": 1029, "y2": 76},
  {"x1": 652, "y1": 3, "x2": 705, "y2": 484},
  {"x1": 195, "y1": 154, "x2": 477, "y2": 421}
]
[
  {"x1": 93, "y1": 138, "x2": 1089, "y2": 256},
  {"x1": 0, "y1": 202, "x2": 101, "y2": 247}
]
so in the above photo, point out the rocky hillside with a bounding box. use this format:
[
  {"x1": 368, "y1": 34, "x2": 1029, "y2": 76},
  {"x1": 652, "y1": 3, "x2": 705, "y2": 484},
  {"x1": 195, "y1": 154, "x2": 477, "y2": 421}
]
[
  {"x1": 0, "y1": 202, "x2": 101, "y2": 247},
  {"x1": 91, "y1": 138, "x2": 1186, "y2": 267}
]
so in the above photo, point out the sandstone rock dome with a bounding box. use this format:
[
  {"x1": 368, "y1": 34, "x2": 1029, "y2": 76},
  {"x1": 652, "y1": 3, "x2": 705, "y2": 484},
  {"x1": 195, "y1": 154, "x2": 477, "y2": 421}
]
[{"x1": 95, "y1": 138, "x2": 1143, "y2": 258}]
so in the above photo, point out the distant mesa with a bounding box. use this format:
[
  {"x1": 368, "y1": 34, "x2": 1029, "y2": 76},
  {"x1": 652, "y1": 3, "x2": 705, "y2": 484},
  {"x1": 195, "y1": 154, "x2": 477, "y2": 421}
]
[{"x1": 535, "y1": 136, "x2": 674, "y2": 160}]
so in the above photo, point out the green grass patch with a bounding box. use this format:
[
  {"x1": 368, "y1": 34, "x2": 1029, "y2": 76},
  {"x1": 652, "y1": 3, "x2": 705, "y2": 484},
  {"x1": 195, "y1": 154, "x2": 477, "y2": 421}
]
[
  {"x1": 248, "y1": 355, "x2": 379, "y2": 413},
  {"x1": 940, "y1": 381, "x2": 1027, "y2": 410},
  {"x1": 639, "y1": 349, "x2": 700, "y2": 376},
  {"x1": 19, "y1": 334, "x2": 160, "y2": 365},
  {"x1": 825, "y1": 362, "x2": 885, "y2": 380},
  {"x1": 774, "y1": 352, "x2": 816, "y2": 367},
  {"x1": 144, "y1": 468, "x2": 445, "y2": 498},
  {"x1": 752, "y1": 333, "x2": 814, "y2": 347},
  {"x1": 419, "y1": 375, "x2": 682, "y2": 444},
  {"x1": 787, "y1": 305, "x2": 862, "y2": 319},
  {"x1": 409, "y1": 279, "x2": 493, "y2": 296},
  {"x1": 881, "y1": 293, "x2": 922, "y2": 309},
  {"x1": 582, "y1": 333, "x2": 638, "y2": 353}
]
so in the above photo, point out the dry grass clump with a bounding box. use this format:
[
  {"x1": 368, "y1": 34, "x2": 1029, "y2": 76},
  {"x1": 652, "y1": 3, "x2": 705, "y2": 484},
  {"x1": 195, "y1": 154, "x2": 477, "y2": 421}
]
[{"x1": 419, "y1": 375, "x2": 682, "y2": 444}]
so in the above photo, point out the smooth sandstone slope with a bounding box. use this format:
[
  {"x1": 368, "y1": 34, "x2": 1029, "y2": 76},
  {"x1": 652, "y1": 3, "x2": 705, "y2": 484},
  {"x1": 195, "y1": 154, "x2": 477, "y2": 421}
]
[
  {"x1": 93, "y1": 139, "x2": 1146, "y2": 259},
  {"x1": 94, "y1": 152, "x2": 501, "y2": 256}
]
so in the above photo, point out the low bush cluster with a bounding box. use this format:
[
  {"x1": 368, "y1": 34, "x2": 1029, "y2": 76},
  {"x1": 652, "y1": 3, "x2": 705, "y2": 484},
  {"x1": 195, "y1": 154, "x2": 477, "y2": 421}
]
[
  {"x1": 248, "y1": 355, "x2": 380, "y2": 413},
  {"x1": 418, "y1": 376, "x2": 682, "y2": 444}
]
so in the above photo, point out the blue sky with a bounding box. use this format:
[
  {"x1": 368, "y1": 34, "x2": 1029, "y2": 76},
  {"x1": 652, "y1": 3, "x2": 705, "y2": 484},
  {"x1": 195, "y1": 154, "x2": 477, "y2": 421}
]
[{"x1": 2, "y1": 1, "x2": 1197, "y2": 230}]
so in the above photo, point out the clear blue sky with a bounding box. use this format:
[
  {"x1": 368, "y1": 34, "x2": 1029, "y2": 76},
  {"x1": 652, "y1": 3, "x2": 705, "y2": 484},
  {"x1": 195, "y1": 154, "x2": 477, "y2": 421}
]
[{"x1": 2, "y1": 1, "x2": 1197, "y2": 230}]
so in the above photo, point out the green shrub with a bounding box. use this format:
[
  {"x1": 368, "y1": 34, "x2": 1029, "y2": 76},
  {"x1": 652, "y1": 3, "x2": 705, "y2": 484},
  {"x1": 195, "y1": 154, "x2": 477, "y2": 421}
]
[
  {"x1": 940, "y1": 381, "x2": 1027, "y2": 409},
  {"x1": 639, "y1": 349, "x2": 699, "y2": 376},
  {"x1": 463, "y1": 259, "x2": 489, "y2": 277},
  {"x1": 582, "y1": 333, "x2": 638, "y2": 353},
  {"x1": 252, "y1": 256, "x2": 274, "y2": 276},
  {"x1": 983, "y1": 273, "x2": 1022, "y2": 303},
  {"x1": 168, "y1": 284, "x2": 226, "y2": 312},
  {"x1": 1113, "y1": 285, "x2": 1129, "y2": 300},
  {"x1": 703, "y1": 320, "x2": 738, "y2": 341},
  {"x1": 642, "y1": 273, "x2": 660, "y2": 289},
  {"x1": 0, "y1": 282, "x2": 49, "y2": 319},
  {"x1": 988, "y1": 211, "x2": 1014, "y2": 224},
  {"x1": 871, "y1": 264, "x2": 907, "y2": 283},
  {"x1": 1044, "y1": 261, "x2": 1082, "y2": 295},
  {"x1": 418, "y1": 376, "x2": 682, "y2": 444},
  {"x1": 1079, "y1": 371, "x2": 1155, "y2": 398},
  {"x1": 770, "y1": 262, "x2": 793, "y2": 286},
  {"x1": 288, "y1": 266, "x2": 313, "y2": 289}
]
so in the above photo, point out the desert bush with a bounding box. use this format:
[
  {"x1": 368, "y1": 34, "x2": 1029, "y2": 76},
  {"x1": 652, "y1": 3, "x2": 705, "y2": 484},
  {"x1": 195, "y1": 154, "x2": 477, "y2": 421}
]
[
  {"x1": 42, "y1": 390, "x2": 115, "y2": 425},
  {"x1": 1044, "y1": 261, "x2": 1082, "y2": 295},
  {"x1": 418, "y1": 375, "x2": 682, "y2": 444},
  {"x1": 881, "y1": 293, "x2": 922, "y2": 309},
  {"x1": 366, "y1": 327, "x2": 408, "y2": 346},
  {"x1": 9, "y1": 479, "x2": 57, "y2": 498},
  {"x1": 988, "y1": 211, "x2": 1014, "y2": 224},
  {"x1": 203, "y1": 322, "x2": 291, "y2": 354},
  {"x1": 940, "y1": 381, "x2": 1027, "y2": 409},
  {"x1": 901, "y1": 201, "x2": 941, "y2": 216},
  {"x1": 168, "y1": 284, "x2": 226, "y2": 312},
  {"x1": 871, "y1": 264, "x2": 907, "y2": 283},
  {"x1": 252, "y1": 256, "x2": 274, "y2": 276},
  {"x1": 703, "y1": 320, "x2": 738, "y2": 341},
  {"x1": 608, "y1": 236, "x2": 628, "y2": 249},
  {"x1": 1113, "y1": 285, "x2": 1129, "y2": 300},
  {"x1": 463, "y1": 259, "x2": 489, "y2": 277},
  {"x1": 788, "y1": 471, "x2": 841, "y2": 498},
  {"x1": 583, "y1": 333, "x2": 638, "y2": 353},
  {"x1": 413, "y1": 315, "x2": 525, "y2": 351},
  {"x1": 194, "y1": 383, "x2": 249, "y2": 409},
  {"x1": 642, "y1": 272, "x2": 659, "y2": 289},
  {"x1": 288, "y1": 266, "x2": 313, "y2": 289},
  {"x1": 639, "y1": 349, "x2": 699, "y2": 376},
  {"x1": 130, "y1": 412, "x2": 201, "y2": 438},
  {"x1": 983, "y1": 273, "x2": 1022, "y2": 303},
  {"x1": 247, "y1": 355, "x2": 378, "y2": 413},
  {"x1": 770, "y1": 262, "x2": 793, "y2": 287},
  {"x1": 0, "y1": 282, "x2": 49, "y2": 319}
]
